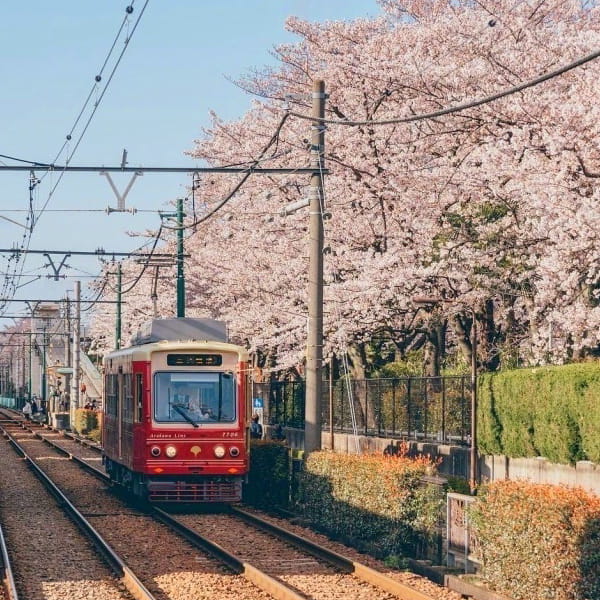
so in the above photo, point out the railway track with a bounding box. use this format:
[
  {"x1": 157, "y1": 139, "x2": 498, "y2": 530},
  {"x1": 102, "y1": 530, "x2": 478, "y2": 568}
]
[
  {"x1": 0, "y1": 419, "x2": 151, "y2": 600},
  {"x1": 0, "y1": 414, "x2": 465, "y2": 600}
]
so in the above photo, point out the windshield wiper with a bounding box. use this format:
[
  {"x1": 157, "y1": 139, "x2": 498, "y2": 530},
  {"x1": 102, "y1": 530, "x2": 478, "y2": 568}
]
[{"x1": 171, "y1": 403, "x2": 199, "y2": 428}]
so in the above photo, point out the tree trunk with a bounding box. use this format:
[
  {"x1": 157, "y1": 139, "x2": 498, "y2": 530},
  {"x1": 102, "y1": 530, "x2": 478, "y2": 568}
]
[{"x1": 423, "y1": 320, "x2": 447, "y2": 378}]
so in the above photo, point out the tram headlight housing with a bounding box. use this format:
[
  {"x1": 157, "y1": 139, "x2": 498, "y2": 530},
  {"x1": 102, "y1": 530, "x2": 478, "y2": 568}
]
[
  {"x1": 229, "y1": 446, "x2": 240, "y2": 457},
  {"x1": 213, "y1": 445, "x2": 226, "y2": 458},
  {"x1": 165, "y1": 445, "x2": 177, "y2": 458},
  {"x1": 150, "y1": 445, "x2": 161, "y2": 457}
]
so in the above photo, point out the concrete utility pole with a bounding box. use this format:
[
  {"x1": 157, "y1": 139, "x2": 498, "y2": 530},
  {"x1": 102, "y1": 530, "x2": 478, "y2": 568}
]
[
  {"x1": 304, "y1": 80, "x2": 326, "y2": 454},
  {"x1": 71, "y1": 280, "x2": 81, "y2": 424}
]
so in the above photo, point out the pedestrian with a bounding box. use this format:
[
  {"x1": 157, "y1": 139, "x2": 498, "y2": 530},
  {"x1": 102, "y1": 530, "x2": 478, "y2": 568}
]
[
  {"x1": 272, "y1": 423, "x2": 285, "y2": 441},
  {"x1": 31, "y1": 398, "x2": 38, "y2": 416},
  {"x1": 250, "y1": 414, "x2": 263, "y2": 439},
  {"x1": 22, "y1": 400, "x2": 32, "y2": 422}
]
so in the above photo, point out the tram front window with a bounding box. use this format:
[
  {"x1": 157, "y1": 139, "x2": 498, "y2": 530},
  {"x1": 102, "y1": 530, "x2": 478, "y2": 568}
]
[{"x1": 154, "y1": 372, "x2": 235, "y2": 424}]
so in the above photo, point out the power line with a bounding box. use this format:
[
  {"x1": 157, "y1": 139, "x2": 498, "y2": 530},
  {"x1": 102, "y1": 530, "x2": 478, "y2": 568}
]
[{"x1": 289, "y1": 47, "x2": 600, "y2": 126}]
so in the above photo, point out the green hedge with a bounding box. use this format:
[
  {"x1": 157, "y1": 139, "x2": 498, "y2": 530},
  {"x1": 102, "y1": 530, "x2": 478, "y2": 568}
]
[
  {"x1": 478, "y1": 363, "x2": 600, "y2": 464},
  {"x1": 243, "y1": 440, "x2": 290, "y2": 509},
  {"x1": 295, "y1": 451, "x2": 443, "y2": 560},
  {"x1": 470, "y1": 480, "x2": 600, "y2": 600},
  {"x1": 73, "y1": 408, "x2": 99, "y2": 435}
]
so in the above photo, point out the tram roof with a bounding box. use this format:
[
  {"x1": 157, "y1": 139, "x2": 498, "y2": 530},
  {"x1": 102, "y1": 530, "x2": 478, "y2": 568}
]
[{"x1": 104, "y1": 339, "x2": 249, "y2": 362}]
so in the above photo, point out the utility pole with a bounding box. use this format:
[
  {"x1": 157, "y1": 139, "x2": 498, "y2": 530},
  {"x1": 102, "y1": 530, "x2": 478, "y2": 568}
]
[
  {"x1": 176, "y1": 198, "x2": 185, "y2": 317},
  {"x1": 116, "y1": 263, "x2": 122, "y2": 349},
  {"x1": 71, "y1": 280, "x2": 81, "y2": 425},
  {"x1": 304, "y1": 79, "x2": 326, "y2": 454}
]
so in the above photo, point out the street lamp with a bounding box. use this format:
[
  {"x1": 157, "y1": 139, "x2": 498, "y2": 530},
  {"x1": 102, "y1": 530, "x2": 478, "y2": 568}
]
[{"x1": 412, "y1": 295, "x2": 478, "y2": 494}]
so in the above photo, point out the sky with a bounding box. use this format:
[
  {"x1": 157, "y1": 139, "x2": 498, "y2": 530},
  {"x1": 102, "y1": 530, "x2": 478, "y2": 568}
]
[{"x1": 0, "y1": 0, "x2": 382, "y2": 323}]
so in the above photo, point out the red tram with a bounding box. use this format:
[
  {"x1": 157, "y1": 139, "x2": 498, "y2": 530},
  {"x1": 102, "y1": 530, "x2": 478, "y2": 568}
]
[{"x1": 102, "y1": 318, "x2": 250, "y2": 502}]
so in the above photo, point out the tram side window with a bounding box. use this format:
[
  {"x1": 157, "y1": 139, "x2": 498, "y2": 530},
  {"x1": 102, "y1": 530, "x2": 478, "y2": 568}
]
[
  {"x1": 135, "y1": 374, "x2": 143, "y2": 422},
  {"x1": 105, "y1": 374, "x2": 118, "y2": 417},
  {"x1": 123, "y1": 374, "x2": 134, "y2": 423}
]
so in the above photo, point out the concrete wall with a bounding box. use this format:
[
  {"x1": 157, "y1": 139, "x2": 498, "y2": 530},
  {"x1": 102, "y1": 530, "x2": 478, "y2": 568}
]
[{"x1": 277, "y1": 426, "x2": 600, "y2": 495}]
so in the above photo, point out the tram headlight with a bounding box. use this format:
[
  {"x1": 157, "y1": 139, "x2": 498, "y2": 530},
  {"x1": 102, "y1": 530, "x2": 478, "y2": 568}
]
[
  {"x1": 213, "y1": 445, "x2": 226, "y2": 458},
  {"x1": 150, "y1": 446, "x2": 161, "y2": 457},
  {"x1": 165, "y1": 445, "x2": 177, "y2": 458}
]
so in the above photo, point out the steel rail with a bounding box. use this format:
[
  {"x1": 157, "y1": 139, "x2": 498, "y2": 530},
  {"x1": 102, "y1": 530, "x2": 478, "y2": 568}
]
[
  {"x1": 151, "y1": 507, "x2": 307, "y2": 600},
  {"x1": 0, "y1": 424, "x2": 157, "y2": 600},
  {"x1": 231, "y1": 505, "x2": 437, "y2": 600},
  {"x1": 19, "y1": 422, "x2": 308, "y2": 600},
  {"x1": 0, "y1": 522, "x2": 19, "y2": 600}
]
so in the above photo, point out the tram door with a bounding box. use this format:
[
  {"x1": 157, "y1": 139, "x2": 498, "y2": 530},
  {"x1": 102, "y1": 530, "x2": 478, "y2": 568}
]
[{"x1": 117, "y1": 369, "x2": 123, "y2": 459}]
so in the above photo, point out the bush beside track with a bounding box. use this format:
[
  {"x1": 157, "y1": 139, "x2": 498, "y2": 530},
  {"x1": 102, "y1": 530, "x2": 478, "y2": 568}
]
[
  {"x1": 243, "y1": 439, "x2": 290, "y2": 508},
  {"x1": 72, "y1": 408, "x2": 102, "y2": 442},
  {"x1": 470, "y1": 480, "x2": 600, "y2": 600},
  {"x1": 295, "y1": 450, "x2": 443, "y2": 561}
]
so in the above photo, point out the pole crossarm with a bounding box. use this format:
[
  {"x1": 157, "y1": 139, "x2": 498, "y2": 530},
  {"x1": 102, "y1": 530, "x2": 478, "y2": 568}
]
[
  {"x1": 0, "y1": 298, "x2": 122, "y2": 304},
  {"x1": 0, "y1": 165, "x2": 327, "y2": 174},
  {"x1": 0, "y1": 248, "x2": 184, "y2": 257}
]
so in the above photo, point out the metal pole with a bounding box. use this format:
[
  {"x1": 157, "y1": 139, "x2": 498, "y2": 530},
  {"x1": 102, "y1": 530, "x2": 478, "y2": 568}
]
[
  {"x1": 21, "y1": 340, "x2": 26, "y2": 402},
  {"x1": 470, "y1": 312, "x2": 478, "y2": 493},
  {"x1": 28, "y1": 326, "x2": 32, "y2": 403},
  {"x1": 305, "y1": 79, "x2": 326, "y2": 454},
  {"x1": 329, "y1": 356, "x2": 334, "y2": 449},
  {"x1": 72, "y1": 281, "x2": 81, "y2": 425},
  {"x1": 65, "y1": 298, "x2": 71, "y2": 413},
  {"x1": 176, "y1": 197, "x2": 185, "y2": 318},
  {"x1": 41, "y1": 325, "x2": 47, "y2": 408},
  {"x1": 116, "y1": 263, "x2": 122, "y2": 349}
]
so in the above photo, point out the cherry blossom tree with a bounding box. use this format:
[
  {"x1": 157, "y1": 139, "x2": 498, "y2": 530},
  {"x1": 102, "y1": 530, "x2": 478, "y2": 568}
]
[{"x1": 88, "y1": 0, "x2": 600, "y2": 377}]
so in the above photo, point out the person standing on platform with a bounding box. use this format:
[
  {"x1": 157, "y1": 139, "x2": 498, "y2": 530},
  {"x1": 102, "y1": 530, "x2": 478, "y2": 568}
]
[{"x1": 22, "y1": 400, "x2": 32, "y2": 422}]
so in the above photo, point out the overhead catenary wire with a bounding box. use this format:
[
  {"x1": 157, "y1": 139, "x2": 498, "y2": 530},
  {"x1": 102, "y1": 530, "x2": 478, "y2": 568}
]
[
  {"x1": 161, "y1": 113, "x2": 293, "y2": 231},
  {"x1": 36, "y1": 0, "x2": 151, "y2": 223},
  {"x1": 0, "y1": 3, "x2": 150, "y2": 315}
]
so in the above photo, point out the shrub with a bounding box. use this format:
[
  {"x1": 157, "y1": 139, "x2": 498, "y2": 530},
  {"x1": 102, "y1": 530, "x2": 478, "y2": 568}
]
[
  {"x1": 243, "y1": 440, "x2": 290, "y2": 509},
  {"x1": 470, "y1": 480, "x2": 600, "y2": 600},
  {"x1": 478, "y1": 363, "x2": 600, "y2": 464},
  {"x1": 295, "y1": 449, "x2": 443, "y2": 559},
  {"x1": 73, "y1": 409, "x2": 98, "y2": 434}
]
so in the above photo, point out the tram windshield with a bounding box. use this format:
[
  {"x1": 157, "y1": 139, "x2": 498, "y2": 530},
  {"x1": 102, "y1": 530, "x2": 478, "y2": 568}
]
[{"x1": 154, "y1": 371, "x2": 236, "y2": 425}]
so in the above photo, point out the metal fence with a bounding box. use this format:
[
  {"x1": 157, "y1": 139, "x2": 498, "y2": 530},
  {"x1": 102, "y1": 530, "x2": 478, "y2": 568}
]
[{"x1": 252, "y1": 375, "x2": 471, "y2": 445}]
